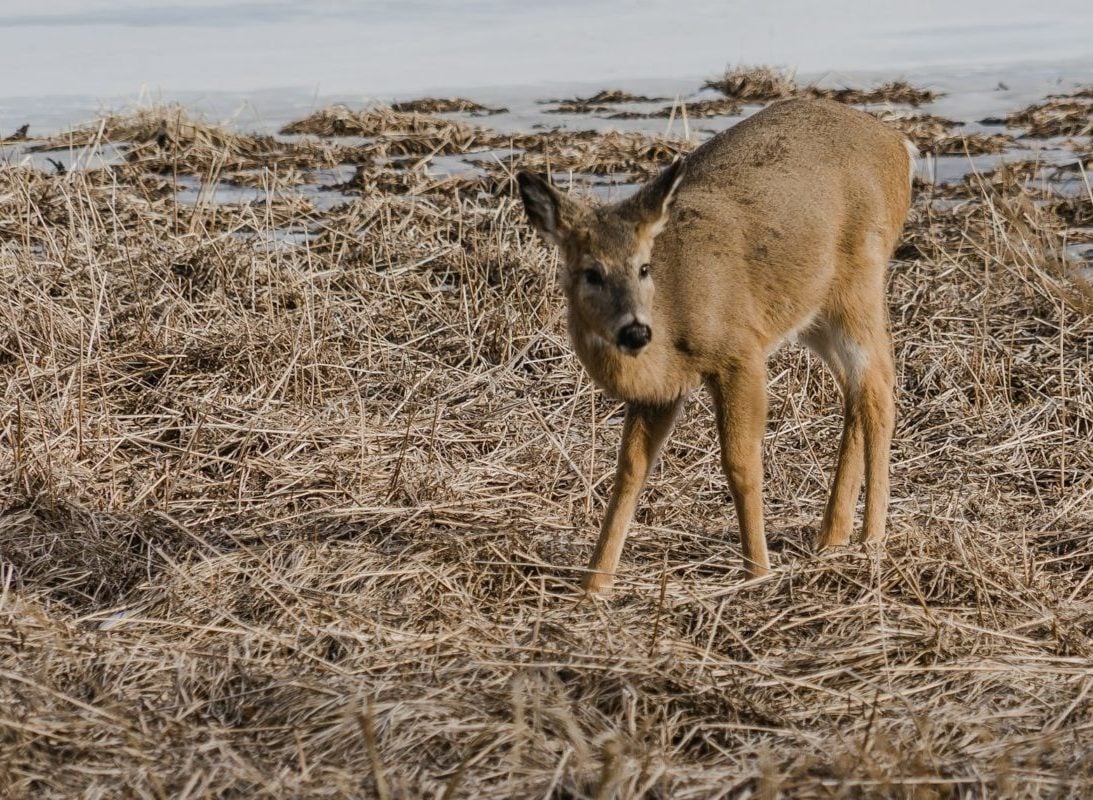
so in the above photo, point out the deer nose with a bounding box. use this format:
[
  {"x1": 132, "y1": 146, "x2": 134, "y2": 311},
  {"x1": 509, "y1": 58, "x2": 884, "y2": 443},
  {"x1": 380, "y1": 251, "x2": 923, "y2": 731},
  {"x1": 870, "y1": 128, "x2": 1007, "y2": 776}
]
[{"x1": 617, "y1": 322, "x2": 652, "y2": 351}]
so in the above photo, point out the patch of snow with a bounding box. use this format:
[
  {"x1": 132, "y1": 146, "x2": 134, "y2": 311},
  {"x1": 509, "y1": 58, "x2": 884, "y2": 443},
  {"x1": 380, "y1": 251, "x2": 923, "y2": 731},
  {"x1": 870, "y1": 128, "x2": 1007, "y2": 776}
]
[{"x1": 2, "y1": 1, "x2": 1092, "y2": 133}]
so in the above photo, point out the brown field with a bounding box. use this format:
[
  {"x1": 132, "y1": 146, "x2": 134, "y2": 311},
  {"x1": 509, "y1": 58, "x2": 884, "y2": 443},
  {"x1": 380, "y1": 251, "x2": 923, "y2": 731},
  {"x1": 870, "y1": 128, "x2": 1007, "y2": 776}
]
[{"x1": 1, "y1": 83, "x2": 1092, "y2": 798}]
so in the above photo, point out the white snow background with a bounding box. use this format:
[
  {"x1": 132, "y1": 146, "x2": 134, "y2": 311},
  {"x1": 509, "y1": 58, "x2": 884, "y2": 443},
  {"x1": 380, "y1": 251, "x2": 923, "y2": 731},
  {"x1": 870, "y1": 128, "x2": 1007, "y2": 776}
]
[{"x1": 2, "y1": 1, "x2": 1092, "y2": 134}]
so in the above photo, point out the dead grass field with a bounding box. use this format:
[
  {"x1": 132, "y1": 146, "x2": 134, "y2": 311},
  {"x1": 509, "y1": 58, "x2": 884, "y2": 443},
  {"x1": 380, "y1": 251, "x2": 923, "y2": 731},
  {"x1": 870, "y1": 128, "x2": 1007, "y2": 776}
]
[{"x1": 1, "y1": 87, "x2": 1092, "y2": 798}]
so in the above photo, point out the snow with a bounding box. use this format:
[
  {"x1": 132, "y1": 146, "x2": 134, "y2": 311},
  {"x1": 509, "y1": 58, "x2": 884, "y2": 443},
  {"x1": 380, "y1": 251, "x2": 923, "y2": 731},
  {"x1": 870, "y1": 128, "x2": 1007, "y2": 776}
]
[
  {"x1": 2, "y1": 2, "x2": 1088, "y2": 279},
  {"x1": 2, "y1": 1, "x2": 1092, "y2": 133}
]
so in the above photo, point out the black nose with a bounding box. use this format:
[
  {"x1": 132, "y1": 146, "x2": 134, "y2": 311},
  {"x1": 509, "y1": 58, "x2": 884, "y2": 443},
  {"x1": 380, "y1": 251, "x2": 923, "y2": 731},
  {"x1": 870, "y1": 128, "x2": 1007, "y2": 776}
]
[{"x1": 617, "y1": 322, "x2": 652, "y2": 351}]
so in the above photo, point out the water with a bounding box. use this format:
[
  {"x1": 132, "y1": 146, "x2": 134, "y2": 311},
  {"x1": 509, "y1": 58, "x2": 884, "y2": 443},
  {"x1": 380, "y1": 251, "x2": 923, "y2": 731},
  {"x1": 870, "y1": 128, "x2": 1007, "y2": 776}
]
[
  {"x1": 3, "y1": 2, "x2": 1089, "y2": 281},
  {"x1": 2, "y1": 0, "x2": 1093, "y2": 134}
]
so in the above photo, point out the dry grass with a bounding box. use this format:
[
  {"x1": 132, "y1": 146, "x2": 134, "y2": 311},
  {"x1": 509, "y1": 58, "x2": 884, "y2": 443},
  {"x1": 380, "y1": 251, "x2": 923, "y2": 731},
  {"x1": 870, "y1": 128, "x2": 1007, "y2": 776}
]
[
  {"x1": 543, "y1": 91, "x2": 669, "y2": 114},
  {"x1": 808, "y1": 81, "x2": 939, "y2": 107},
  {"x1": 537, "y1": 70, "x2": 939, "y2": 123},
  {"x1": 279, "y1": 105, "x2": 509, "y2": 157},
  {"x1": 390, "y1": 97, "x2": 506, "y2": 115},
  {"x1": 609, "y1": 99, "x2": 743, "y2": 121},
  {"x1": 472, "y1": 129, "x2": 694, "y2": 181},
  {"x1": 326, "y1": 162, "x2": 493, "y2": 200},
  {"x1": 1, "y1": 102, "x2": 1092, "y2": 799},
  {"x1": 704, "y1": 66, "x2": 799, "y2": 101},
  {"x1": 33, "y1": 106, "x2": 345, "y2": 175},
  {"x1": 871, "y1": 111, "x2": 1014, "y2": 156},
  {"x1": 705, "y1": 66, "x2": 939, "y2": 107},
  {"x1": 1004, "y1": 93, "x2": 1093, "y2": 139}
]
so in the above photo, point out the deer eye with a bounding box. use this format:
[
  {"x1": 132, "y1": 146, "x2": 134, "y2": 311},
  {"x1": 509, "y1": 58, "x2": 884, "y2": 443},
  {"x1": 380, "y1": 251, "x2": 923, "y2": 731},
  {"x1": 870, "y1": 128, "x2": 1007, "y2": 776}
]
[
  {"x1": 638, "y1": 263, "x2": 651, "y2": 279},
  {"x1": 583, "y1": 268, "x2": 604, "y2": 287}
]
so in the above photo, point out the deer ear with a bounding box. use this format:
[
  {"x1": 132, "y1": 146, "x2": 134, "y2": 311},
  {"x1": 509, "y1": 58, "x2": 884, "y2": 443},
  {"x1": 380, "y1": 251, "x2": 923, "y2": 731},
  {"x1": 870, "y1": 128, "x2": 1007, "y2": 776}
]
[
  {"x1": 625, "y1": 158, "x2": 686, "y2": 241},
  {"x1": 517, "y1": 171, "x2": 583, "y2": 248}
]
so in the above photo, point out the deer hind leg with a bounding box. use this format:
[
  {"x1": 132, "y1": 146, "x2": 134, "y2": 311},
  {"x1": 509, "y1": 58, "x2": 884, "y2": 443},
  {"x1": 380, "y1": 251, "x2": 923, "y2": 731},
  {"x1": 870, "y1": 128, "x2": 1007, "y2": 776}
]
[
  {"x1": 803, "y1": 309, "x2": 895, "y2": 548},
  {"x1": 802, "y1": 318, "x2": 865, "y2": 548},
  {"x1": 858, "y1": 331, "x2": 895, "y2": 543},
  {"x1": 584, "y1": 399, "x2": 683, "y2": 593},
  {"x1": 708, "y1": 359, "x2": 771, "y2": 578}
]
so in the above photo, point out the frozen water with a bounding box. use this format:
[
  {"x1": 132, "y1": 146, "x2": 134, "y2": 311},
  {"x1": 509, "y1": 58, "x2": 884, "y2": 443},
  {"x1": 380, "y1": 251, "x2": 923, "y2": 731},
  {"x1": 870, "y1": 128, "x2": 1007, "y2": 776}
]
[
  {"x1": 2, "y1": 1, "x2": 1092, "y2": 135},
  {"x1": 2, "y1": 1, "x2": 1089, "y2": 256}
]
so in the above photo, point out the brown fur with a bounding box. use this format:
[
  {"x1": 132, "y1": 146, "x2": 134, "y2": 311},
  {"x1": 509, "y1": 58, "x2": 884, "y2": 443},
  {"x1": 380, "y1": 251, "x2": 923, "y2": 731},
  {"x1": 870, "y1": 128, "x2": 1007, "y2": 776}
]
[{"x1": 517, "y1": 98, "x2": 914, "y2": 592}]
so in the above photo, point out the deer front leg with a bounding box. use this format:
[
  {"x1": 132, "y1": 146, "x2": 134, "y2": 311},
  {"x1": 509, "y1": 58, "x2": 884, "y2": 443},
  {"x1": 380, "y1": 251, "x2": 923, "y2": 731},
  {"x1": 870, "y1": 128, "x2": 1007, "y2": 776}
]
[
  {"x1": 584, "y1": 399, "x2": 683, "y2": 593},
  {"x1": 709, "y1": 360, "x2": 771, "y2": 578}
]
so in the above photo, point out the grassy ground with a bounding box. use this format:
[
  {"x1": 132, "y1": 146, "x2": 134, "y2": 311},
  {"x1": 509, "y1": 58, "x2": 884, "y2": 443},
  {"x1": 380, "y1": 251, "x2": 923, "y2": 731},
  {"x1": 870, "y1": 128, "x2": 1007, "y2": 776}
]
[{"x1": 1, "y1": 87, "x2": 1092, "y2": 797}]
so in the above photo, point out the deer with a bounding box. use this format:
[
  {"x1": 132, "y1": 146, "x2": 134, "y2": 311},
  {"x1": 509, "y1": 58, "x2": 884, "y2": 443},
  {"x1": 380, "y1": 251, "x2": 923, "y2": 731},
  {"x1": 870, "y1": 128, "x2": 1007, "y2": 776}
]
[{"x1": 516, "y1": 97, "x2": 916, "y2": 593}]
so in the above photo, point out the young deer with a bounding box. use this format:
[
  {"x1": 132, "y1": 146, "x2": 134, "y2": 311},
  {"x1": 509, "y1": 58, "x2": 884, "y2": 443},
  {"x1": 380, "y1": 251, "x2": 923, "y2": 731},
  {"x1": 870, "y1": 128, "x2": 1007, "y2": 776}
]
[{"x1": 518, "y1": 98, "x2": 915, "y2": 593}]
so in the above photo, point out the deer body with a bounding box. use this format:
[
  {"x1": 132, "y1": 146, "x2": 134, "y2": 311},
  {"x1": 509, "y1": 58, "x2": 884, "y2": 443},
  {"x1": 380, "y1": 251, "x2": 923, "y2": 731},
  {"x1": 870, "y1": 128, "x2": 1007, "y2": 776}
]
[{"x1": 518, "y1": 98, "x2": 914, "y2": 592}]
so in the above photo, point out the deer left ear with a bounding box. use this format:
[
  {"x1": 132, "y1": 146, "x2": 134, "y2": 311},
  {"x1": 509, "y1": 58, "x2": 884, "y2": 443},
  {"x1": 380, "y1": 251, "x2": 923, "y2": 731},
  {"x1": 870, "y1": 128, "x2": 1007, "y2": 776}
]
[
  {"x1": 623, "y1": 158, "x2": 686, "y2": 244},
  {"x1": 517, "y1": 171, "x2": 586, "y2": 249}
]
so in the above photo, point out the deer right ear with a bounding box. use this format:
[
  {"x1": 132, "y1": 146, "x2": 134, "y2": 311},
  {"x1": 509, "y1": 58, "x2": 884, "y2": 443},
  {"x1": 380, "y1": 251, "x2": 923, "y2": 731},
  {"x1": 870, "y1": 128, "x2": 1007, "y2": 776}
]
[
  {"x1": 629, "y1": 158, "x2": 686, "y2": 241},
  {"x1": 517, "y1": 171, "x2": 579, "y2": 248}
]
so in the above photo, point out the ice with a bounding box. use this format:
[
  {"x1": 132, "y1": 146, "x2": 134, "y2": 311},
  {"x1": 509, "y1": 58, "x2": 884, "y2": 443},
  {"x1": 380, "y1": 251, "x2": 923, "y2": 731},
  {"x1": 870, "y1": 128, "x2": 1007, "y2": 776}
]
[
  {"x1": 2, "y1": 1, "x2": 1092, "y2": 136},
  {"x1": 2, "y1": 1, "x2": 1089, "y2": 232}
]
